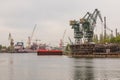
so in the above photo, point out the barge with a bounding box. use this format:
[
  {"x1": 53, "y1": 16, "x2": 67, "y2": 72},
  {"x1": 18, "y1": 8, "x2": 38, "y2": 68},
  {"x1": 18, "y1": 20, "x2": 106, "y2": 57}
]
[
  {"x1": 37, "y1": 49, "x2": 63, "y2": 55},
  {"x1": 64, "y1": 43, "x2": 120, "y2": 58}
]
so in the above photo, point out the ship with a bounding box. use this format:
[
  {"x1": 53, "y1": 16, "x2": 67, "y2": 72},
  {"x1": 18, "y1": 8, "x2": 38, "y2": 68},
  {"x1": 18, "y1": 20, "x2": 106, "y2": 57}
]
[
  {"x1": 37, "y1": 43, "x2": 63, "y2": 55},
  {"x1": 14, "y1": 42, "x2": 37, "y2": 53}
]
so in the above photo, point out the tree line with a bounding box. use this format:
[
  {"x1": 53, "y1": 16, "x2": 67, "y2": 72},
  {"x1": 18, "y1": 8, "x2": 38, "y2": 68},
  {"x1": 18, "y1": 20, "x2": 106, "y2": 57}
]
[{"x1": 93, "y1": 33, "x2": 120, "y2": 44}]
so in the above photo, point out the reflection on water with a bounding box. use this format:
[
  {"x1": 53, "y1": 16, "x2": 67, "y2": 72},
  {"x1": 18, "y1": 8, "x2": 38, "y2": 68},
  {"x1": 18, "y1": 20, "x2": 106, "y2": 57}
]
[
  {"x1": 72, "y1": 58, "x2": 120, "y2": 80},
  {"x1": 0, "y1": 53, "x2": 120, "y2": 80},
  {"x1": 73, "y1": 59, "x2": 94, "y2": 80}
]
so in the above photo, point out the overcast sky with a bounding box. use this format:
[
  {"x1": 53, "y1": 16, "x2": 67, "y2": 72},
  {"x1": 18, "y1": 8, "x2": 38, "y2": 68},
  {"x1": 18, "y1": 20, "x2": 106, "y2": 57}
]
[{"x1": 0, "y1": 0, "x2": 120, "y2": 46}]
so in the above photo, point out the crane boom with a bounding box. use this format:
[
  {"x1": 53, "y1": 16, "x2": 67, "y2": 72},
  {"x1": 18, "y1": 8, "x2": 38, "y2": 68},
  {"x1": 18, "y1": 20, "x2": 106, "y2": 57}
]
[
  {"x1": 59, "y1": 29, "x2": 67, "y2": 48},
  {"x1": 68, "y1": 37, "x2": 73, "y2": 44},
  {"x1": 31, "y1": 24, "x2": 37, "y2": 40},
  {"x1": 27, "y1": 24, "x2": 37, "y2": 48},
  {"x1": 80, "y1": 9, "x2": 103, "y2": 42},
  {"x1": 91, "y1": 9, "x2": 103, "y2": 24}
]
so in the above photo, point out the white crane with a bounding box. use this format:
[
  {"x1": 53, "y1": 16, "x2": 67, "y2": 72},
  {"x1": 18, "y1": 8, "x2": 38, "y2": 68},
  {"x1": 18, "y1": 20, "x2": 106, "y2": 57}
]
[
  {"x1": 59, "y1": 29, "x2": 67, "y2": 48},
  {"x1": 27, "y1": 24, "x2": 37, "y2": 48}
]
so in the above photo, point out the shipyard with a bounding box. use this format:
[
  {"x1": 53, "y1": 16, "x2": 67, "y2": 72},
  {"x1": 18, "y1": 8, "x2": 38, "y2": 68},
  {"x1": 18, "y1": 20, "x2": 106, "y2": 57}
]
[
  {"x1": 1, "y1": 9, "x2": 120, "y2": 58},
  {"x1": 64, "y1": 9, "x2": 120, "y2": 58},
  {"x1": 1, "y1": 0, "x2": 120, "y2": 80}
]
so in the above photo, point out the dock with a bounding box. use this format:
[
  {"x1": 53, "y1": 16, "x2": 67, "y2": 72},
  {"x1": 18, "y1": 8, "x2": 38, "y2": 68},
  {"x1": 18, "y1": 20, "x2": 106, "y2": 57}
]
[{"x1": 64, "y1": 43, "x2": 120, "y2": 58}]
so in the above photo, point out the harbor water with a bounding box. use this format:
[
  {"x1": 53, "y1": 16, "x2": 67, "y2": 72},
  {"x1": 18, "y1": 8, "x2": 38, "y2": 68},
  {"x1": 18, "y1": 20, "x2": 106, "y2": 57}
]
[{"x1": 0, "y1": 53, "x2": 120, "y2": 80}]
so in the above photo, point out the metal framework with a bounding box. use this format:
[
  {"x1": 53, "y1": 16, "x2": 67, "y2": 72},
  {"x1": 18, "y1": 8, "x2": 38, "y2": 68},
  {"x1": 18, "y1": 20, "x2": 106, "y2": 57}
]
[{"x1": 70, "y1": 9, "x2": 103, "y2": 44}]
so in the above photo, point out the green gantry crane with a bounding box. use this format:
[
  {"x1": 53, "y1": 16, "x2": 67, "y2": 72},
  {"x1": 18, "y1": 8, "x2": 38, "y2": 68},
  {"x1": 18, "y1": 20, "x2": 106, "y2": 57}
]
[{"x1": 70, "y1": 9, "x2": 103, "y2": 44}]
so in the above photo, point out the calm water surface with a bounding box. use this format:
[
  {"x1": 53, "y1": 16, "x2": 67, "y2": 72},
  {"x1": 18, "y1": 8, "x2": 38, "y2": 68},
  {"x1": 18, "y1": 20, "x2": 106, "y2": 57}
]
[{"x1": 0, "y1": 53, "x2": 120, "y2": 80}]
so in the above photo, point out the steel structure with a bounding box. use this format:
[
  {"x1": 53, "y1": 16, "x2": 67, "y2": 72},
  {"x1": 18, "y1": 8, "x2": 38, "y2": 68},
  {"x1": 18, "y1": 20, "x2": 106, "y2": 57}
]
[
  {"x1": 70, "y1": 9, "x2": 103, "y2": 44},
  {"x1": 70, "y1": 20, "x2": 83, "y2": 44}
]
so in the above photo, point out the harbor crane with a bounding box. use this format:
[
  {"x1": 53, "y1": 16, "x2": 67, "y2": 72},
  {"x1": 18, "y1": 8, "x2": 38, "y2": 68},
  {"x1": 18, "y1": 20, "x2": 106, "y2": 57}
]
[
  {"x1": 70, "y1": 9, "x2": 103, "y2": 44},
  {"x1": 27, "y1": 24, "x2": 37, "y2": 48},
  {"x1": 70, "y1": 20, "x2": 83, "y2": 44},
  {"x1": 80, "y1": 9, "x2": 103, "y2": 42}
]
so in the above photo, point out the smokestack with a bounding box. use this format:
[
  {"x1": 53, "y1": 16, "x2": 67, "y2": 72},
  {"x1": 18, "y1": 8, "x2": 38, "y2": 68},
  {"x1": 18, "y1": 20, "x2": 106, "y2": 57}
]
[
  {"x1": 104, "y1": 17, "x2": 106, "y2": 40},
  {"x1": 115, "y1": 28, "x2": 118, "y2": 37}
]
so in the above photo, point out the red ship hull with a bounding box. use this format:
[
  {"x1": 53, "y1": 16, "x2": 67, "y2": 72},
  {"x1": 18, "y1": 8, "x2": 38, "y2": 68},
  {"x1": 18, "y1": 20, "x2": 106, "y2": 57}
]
[{"x1": 37, "y1": 50, "x2": 63, "y2": 55}]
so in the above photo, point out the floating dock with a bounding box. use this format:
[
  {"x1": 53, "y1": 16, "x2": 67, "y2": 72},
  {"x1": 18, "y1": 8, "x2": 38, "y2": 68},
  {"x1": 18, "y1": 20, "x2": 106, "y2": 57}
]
[
  {"x1": 68, "y1": 53, "x2": 120, "y2": 58},
  {"x1": 64, "y1": 43, "x2": 120, "y2": 58}
]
